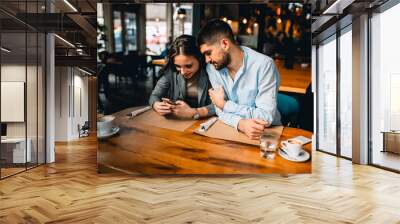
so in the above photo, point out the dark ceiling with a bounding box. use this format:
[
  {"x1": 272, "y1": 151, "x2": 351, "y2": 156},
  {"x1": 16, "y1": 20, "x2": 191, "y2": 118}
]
[{"x1": 0, "y1": 0, "x2": 97, "y2": 72}]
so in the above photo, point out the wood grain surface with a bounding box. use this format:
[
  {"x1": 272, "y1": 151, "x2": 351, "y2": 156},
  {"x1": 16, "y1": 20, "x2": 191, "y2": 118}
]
[
  {"x1": 1, "y1": 135, "x2": 400, "y2": 223},
  {"x1": 98, "y1": 107, "x2": 312, "y2": 174},
  {"x1": 275, "y1": 60, "x2": 311, "y2": 94},
  {"x1": 194, "y1": 119, "x2": 283, "y2": 146},
  {"x1": 129, "y1": 109, "x2": 197, "y2": 132}
]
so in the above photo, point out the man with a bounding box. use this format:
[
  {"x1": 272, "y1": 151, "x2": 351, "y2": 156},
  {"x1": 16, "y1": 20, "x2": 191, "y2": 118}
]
[{"x1": 198, "y1": 19, "x2": 281, "y2": 140}]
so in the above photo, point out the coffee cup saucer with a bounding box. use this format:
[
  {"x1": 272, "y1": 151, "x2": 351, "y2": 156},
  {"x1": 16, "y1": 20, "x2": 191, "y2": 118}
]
[
  {"x1": 97, "y1": 127, "x2": 120, "y2": 139},
  {"x1": 278, "y1": 146, "x2": 310, "y2": 162}
]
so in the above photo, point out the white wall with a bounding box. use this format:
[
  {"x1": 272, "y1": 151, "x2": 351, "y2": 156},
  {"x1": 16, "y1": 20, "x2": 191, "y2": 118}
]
[
  {"x1": 55, "y1": 66, "x2": 69, "y2": 141},
  {"x1": 317, "y1": 38, "x2": 337, "y2": 154},
  {"x1": 1, "y1": 65, "x2": 40, "y2": 138},
  {"x1": 54, "y1": 66, "x2": 89, "y2": 141},
  {"x1": 1, "y1": 63, "x2": 46, "y2": 164},
  {"x1": 1, "y1": 65, "x2": 26, "y2": 134}
]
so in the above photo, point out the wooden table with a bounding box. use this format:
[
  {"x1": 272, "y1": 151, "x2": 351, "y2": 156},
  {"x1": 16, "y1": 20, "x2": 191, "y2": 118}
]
[
  {"x1": 381, "y1": 131, "x2": 400, "y2": 154},
  {"x1": 150, "y1": 59, "x2": 167, "y2": 87},
  {"x1": 151, "y1": 59, "x2": 166, "y2": 66},
  {"x1": 98, "y1": 107, "x2": 312, "y2": 175},
  {"x1": 275, "y1": 60, "x2": 311, "y2": 94},
  {"x1": 150, "y1": 59, "x2": 311, "y2": 94}
]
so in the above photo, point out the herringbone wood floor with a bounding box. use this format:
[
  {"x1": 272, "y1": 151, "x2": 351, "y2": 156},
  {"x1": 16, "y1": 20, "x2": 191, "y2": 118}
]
[{"x1": 1, "y1": 135, "x2": 400, "y2": 224}]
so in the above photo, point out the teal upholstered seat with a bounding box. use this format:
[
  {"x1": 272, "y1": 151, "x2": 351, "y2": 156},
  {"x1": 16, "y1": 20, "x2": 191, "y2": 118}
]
[{"x1": 277, "y1": 93, "x2": 300, "y2": 126}]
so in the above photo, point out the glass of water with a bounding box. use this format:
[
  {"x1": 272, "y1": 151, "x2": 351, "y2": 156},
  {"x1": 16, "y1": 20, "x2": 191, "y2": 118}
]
[{"x1": 260, "y1": 135, "x2": 277, "y2": 160}]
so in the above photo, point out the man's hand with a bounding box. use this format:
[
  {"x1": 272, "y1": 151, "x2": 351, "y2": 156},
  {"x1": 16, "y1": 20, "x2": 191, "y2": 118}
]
[
  {"x1": 153, "y1": 101, "x2": 174, "y2": 116},
  {"x1": 172, "y1": 100, "x2": 196, "y2": 119},
  {"x1": 238, "y1": 119, "x2": 269, "y2": 140},
  {"x1": 208, "y1": 87, "x2": 225, "y2": 109}
]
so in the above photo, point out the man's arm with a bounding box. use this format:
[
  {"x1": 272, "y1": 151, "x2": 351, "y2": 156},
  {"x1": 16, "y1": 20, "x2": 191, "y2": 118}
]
[
  {"x1": 215, "y1": 107, "x2": 242, "y2": 129},
  {"x1": 206, "y1": 63, "x2": 276, "y2": 139},
  {"x1": 222, "y1": 61, "x2": 280, "y2": 126},
  {"x1": 216, "y1": 106, "x2": 268, "y2": 140},
  {"x1": 206, "y1": 65, "x2": 242, "y2": 128}
]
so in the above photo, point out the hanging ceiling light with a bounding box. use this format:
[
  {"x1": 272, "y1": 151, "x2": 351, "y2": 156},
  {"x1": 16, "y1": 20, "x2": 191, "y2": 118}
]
[
  {"x1": 63, "y1": 0, "x2": 78, "y2": 12},
  {"x1": 1, "y1": 47, "x2": 11, "y2": 53},
  {"x1": 177, "y1": 8, "x2": 186, "y2": 20},
  {"x1": 288, "y1": 3, "x2": 294, "y2": 11},
  {"x1": 276, "y1": 7, "x2": 281, "y2": 16},
  {"x1": 76, "y1": 48, "x2": 84, "y2": 55},
  {"x1": 78, "y1": 67, "x2": 93, "y2": 76},
  {"x1": 246, "y1": 27, "x2": 252, "y2": 34},
  {"x1": 322, "y1": 0, "x2": 353, "y2": 15},
  {"x1": 242, "y1": 18, "x2": 247, "y2": 24},
  {"x1": 54, "y1": 34, "x2": 75, "y2": 48}
]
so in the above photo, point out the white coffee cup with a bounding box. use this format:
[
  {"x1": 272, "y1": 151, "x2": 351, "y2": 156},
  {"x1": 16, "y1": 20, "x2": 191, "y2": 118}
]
[
  {"x1": 97, "y1": 115, "x2": 115, "y2": 136},
  {"x1": 280, "y1": 139, "x2": 302, "y2": 158}
]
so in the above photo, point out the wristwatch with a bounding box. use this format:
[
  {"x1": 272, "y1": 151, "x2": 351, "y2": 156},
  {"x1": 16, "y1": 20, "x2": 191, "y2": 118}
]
[{"x1": 193, "y1": 110, "x2": 200, "y2": 120}]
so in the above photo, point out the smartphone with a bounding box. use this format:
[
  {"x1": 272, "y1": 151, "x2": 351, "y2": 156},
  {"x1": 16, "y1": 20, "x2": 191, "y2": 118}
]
[{"x1": 161, "y1": 98, "x2": 177, "y2": 105}]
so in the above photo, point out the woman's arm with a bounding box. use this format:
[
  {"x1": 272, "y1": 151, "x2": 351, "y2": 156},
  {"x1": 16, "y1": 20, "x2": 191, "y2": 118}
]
[
  {"x1": 148, "y1": 72, "x2": 171, "y2": 107},
  {"x1": 196, "y1": 106, "x2": 209, "y2": 118},
  {"x1": 194, "y1": 104, "x2": 215, "y2": 118},
  {"x1": 172, "y1": 101, "x2": 213, "y2": 119}
]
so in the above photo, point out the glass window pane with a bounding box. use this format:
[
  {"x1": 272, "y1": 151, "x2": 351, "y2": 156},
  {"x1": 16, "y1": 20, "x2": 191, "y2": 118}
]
[
  {"x1": 317, "y1": 37, "x2": 337, "y2": 154},
  {"x1": 1, "y1": 31, "x2": 27, "y2": 177},
  {"x1": 146, "y1": 4, "x2": 167, "y2": 55},
  {"x1": 113, "y1": 11, "x2": 123, "y2": 52},
  {"x1": 124, "y1": 12, "x2": 137, "y2": 52},
  {"x1": 371, "y1": 3, "x2": 400, "y2": 171},
  {"x1": 0, "y1": 0, "x2": 46, "y2": 179},
  {"x1": 339, "y1": 29, "x2": 352, "y2": 158},
  {"x1": 173, "y1": 4, "x2": 193, "y2": 39},
  {"x1": 38, "y1": 33, "x2": 45, "y2": 165},
  {"x1": 97, "y1": 3, "x2": 106, "y2": 54},
  {"x1": 27, "y1": 31, "x2": 38, "y2": 169}
]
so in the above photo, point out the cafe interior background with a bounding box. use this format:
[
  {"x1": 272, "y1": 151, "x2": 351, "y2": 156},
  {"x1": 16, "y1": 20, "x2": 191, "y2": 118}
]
[{"x1": 96, "y1": 2, "x2": 313, "y2": 174}]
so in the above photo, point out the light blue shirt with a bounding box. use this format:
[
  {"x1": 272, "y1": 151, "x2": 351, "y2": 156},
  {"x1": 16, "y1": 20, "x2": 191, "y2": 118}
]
[{"x1": 206, "y1": 46, "x2": 281, "y2": 129}]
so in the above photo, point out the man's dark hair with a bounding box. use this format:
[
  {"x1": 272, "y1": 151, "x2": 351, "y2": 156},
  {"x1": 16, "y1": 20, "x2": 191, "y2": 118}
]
[{"x1": 197, "y1": 19, "x2": 236, "y2": 46}]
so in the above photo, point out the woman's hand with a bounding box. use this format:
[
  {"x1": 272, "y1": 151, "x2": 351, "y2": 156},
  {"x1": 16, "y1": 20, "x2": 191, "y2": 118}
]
[
  {"x1": 153, "y1": 101, "x2": 174, "y2": 116},
  {"x1": 172, "y1": 100, "x2": 196, "y2": 119}
]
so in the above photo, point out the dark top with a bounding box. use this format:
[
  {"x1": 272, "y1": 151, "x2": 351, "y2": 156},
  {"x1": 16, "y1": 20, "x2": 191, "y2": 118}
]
[{"x1": 148, "y1": 68, "x2": 215, "y2": 116}]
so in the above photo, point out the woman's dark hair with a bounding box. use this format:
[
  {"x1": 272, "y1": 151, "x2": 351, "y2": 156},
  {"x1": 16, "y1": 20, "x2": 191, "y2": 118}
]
[{"x1": 160, "y1": 35, "x2": 205, "y2": 74}]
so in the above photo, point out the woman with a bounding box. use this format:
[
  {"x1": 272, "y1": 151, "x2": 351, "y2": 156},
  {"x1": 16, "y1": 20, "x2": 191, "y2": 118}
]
[{"x1": 149, "y1": 35, "x2": 215, "y2": 119}]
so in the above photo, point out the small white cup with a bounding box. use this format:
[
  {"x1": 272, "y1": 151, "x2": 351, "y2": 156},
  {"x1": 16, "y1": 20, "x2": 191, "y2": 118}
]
[
  {"x1": 281, "y1": 139, "x2": 302, "y2": 158},
  {"x1": 97, "y1": 115, "x2": 115, "y2": 136}
]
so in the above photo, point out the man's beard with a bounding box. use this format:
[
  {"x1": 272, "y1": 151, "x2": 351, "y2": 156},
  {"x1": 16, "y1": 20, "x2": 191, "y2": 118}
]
[{"x1": 213, "y1": 53, "x2": 231, "y2": 70}]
